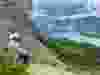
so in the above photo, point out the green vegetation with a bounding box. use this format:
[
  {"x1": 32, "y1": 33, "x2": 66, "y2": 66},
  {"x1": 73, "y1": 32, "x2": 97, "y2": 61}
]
[
  {"x1": 80, "y1": 32, "x2": 100, "y2": 38},
  {"x1": 0, "y1": 48, "x2": 16, "y2": 64},
  {"x1": 48, "y1": 38, "x2": 97, "y2": 48},
  {"x1": 0, "y1": 48, "x2": 30, "y2": 74},
  {"x1": 0, "y1": 64, "x2": 30, "y2": 75},
  {"x1": 7, "y1": 64, "x2": 30, "y2": 72},
  {"x1": 48, "y1": 38, "x2": 80, "y2": 48}
]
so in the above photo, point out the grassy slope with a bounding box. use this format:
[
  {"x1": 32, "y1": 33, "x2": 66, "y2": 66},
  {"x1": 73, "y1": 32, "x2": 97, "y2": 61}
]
[
  {"x1": 48, "y1": 38, "x2": 97, "y2": 48},
  {"x1": 80, "y1": 32, "x2": 100, "y2": 38},
  {"x1": 48, "y1": 38, "x2": 80, "y2": 48}
]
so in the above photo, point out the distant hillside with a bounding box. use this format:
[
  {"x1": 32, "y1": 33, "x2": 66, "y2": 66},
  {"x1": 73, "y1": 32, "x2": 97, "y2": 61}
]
[{"x1": 48, "y1": 37, "x2": 97, "y2": 48}]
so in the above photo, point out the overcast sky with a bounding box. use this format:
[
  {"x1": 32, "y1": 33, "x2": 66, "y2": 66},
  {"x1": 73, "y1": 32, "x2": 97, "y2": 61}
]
[{"x1": 38, "y1": 0, "x2": 86, "y2": 7}]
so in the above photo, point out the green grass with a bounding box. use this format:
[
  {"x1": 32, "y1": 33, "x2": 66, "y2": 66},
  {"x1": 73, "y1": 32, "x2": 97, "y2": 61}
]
[
  {"x1": 48, "y1": 38, "x2": 97, "y2": 48},
  {"x1": 80, "y1": 32, "x2": 100, "y2": 38},
  {"x1": 48, "y1": 38, "x2": 80, "y2": 48},
  {"x1": 0, "y1": 64, "x2": 30, "y2": 72}
]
